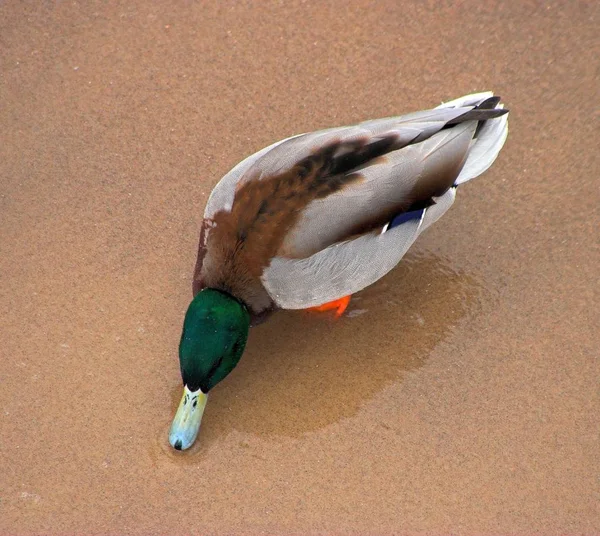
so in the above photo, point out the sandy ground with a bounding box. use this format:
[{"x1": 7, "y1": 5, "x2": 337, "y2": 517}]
[{"x1": 1, "y1": 1, "x2": 598, "y2": 534}]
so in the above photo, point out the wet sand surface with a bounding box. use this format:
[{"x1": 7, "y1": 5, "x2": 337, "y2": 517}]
[{"x1": 1, "y1": 1, "x2": 598, "y2": 534}]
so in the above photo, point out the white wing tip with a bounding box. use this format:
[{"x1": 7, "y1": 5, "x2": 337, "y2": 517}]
[
  {"x1": 455, "y1": 105, "x2": 509, "y2": 185},
  {"x1": 433, "y1": 91, "x2": 509, "y2": 185}
]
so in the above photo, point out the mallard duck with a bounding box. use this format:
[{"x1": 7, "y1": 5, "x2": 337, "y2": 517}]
[{"x1": 169, "y1": 92, "x2": 509, "y2": 450}]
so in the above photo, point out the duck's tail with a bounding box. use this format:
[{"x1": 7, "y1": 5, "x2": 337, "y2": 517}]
[{"x1": 436, "y1": 91, "x2": 509, "y2": 186}]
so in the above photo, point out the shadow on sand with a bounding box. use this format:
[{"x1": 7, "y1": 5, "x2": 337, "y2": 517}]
[{"x1": 165, "y1": 250, "x2": 484, "y2": 455}]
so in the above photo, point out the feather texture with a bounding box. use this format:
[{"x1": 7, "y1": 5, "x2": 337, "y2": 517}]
[{"x1": 193, "y1": 92, "x2": 509, "y2": 315}]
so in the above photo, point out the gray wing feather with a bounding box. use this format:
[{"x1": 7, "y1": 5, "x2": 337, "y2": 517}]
[
  {"x1": 279, "y1": 122, "x2": 475, "y2": 257},
  {"x1": 245, "y1": 107, "x2": 471, "y2": 179},
  {"x1": 263, "y1": 187, "x2": 457, "y2": 309},
  {"x1": 204, "y1": 106, "x2": 476, "y2": 219},
  {"x1": 262, "y1": 217, "x2": 423, "y2": 309}
]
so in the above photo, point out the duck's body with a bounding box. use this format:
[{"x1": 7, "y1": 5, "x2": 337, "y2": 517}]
[
  {"x1": 192, "y1": 91, "x2": 508, "y2": 320},
  {"x1": 169, "y1": 92, "x2": 509, "y2": 450}
]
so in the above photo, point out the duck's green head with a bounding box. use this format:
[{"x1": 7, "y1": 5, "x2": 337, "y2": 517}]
[{"x1": 169, "y1": 288, "x2": 250, "y2": 451}]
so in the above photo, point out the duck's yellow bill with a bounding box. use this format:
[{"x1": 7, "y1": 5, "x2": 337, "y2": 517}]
[{"x1": 169, "y1": 385, "x2": 208, "y2": 450}]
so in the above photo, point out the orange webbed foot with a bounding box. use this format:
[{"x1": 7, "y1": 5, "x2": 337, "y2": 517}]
[{"x1": 307, "y1": 295, "x2": 351, "y2": 318}]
